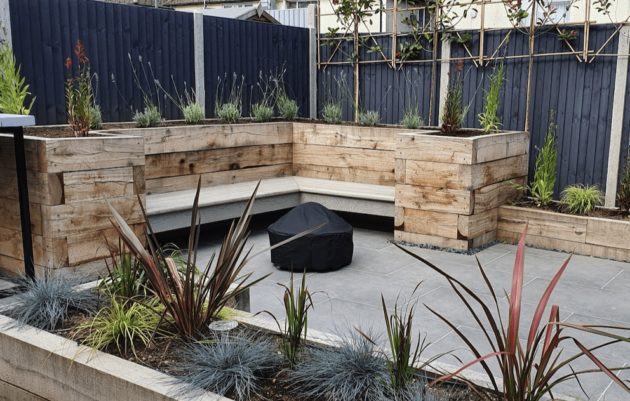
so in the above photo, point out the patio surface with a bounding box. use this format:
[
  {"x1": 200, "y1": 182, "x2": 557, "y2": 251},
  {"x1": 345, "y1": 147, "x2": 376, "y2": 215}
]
[{"x1": 194, "y1": 225, "x2": 630, "y2": 401}]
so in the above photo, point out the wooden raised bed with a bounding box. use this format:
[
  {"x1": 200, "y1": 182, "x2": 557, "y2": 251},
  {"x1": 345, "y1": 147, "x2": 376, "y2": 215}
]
[
  {"x1": 497, "y1": 205, "x2": 630, "y2": 262},
  {"x1": 395, "y1": 130, "x2": 529, "y2": 250},
  {"x1": 0, "y1": 132, "x2": 145, "y2": 276}
]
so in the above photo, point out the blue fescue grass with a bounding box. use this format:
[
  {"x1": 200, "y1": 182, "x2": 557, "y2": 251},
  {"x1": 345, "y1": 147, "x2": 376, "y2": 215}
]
[
  {"x1": 175, "y1": 332, "x2": 281, "y2": 400},
  {"x1": 9, "y1": 274, "x2": 99, "y2": 330}
]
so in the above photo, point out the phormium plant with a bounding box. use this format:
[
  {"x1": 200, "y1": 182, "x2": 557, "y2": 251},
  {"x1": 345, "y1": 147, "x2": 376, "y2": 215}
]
[
  {"x1": 396, "y1": 225, "x2": 630, "y2": 401},
  {"x1": 561, "y1": 184, "x2": 603, "y2": 215},
  {"x1": 108, "y1": 179, "x2": 321, "y2": 340},
  {"x1": 0, "y1": 43, "x2": 35, "y2": 115},
  {"x1": 478, "y1": 63, "x2": 504, "y2": 134},
  {"x1": 65, "y1": 40, "x2": 94, "y2": 137}
]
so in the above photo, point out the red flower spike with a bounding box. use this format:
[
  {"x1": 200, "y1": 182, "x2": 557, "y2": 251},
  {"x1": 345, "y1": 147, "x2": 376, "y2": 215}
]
[
  {"x1": 64, "y1": 57, "x2": 72, "y2": 70},
  {"x1": 74, "y1": 40, "x2": 89, "y2": 65}
]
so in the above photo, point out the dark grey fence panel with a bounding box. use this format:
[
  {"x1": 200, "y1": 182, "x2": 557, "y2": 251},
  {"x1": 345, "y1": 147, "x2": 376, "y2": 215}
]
[
  {"x1": 9, "y1": 0, "x2": 195, "y2": 124},
  {"x1": 318, "y1": 35, "x2": 438, "y2": 124},
  {"x1": 203, "y1": 16, "x2": 309, "y2": 118},
  {"x1": 620, "y1": 42, "x2": 630, "y2": 187}
]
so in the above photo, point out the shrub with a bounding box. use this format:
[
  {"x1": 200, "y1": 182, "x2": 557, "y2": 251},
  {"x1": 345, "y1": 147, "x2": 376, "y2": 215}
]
[
  {"x1": 561, "y1": 184, "x2": 603, "y2": 215},
  {"x1": 182, "y1": 102, "x2": 205, "y2": 124},
  {"x1": 359, "y1": 110, "x2": 380, "y2": 126},
  {"x1": 0, "y1": 43, "x2": 35, "y2": 115},
  {"x1": 177, "y1": 333, "x2": 281, "y2": 400},
  {"x1": 78, "y1": 297, "x2": 161, "y2": 357},
  {"x1": 65, "y1": 40, "x2": 94, "y2": 137},
  {"x1": 9, "y1": 274, "x2": 99, "y2": 330},
  {"x1": 287, "y1": 331, "x2": 390, "y2": 401},
  {"x1": 133, "y1": 103, "x2": 161, "y2": 128},
  {"x1": 528, "y1": 118, "x2": 558, "y2": 206},
  {"x1": 617, "y1": 148, "x2": 630, "y2": 214},
  {"x1": 251, "y1": 102, "x2": 274, "y2": 122},
  {"x1": 276, "y1": 92, "x2": 299, "y2": 120},
  {"x1": 396, "y1": 226, "x2": 630, "y2": 400},
  {"x1": 440, "y1": 78, "x2": 465, "y2": 134},
  {"x1": 478, "y1": 63, "x2": 504, "y2": 133},
  {"x1": 322, "y1": 101, "x2": 342, "y2": 123},
  {"x1": 401, "y1": 108, "x2": 423, "y2": 129},
  {"x1": 215, "y1": 73, "x2": 244, "y2": 123},
  {"x1": 89, "y1": 104, "x2": 102, "y2": 129}
]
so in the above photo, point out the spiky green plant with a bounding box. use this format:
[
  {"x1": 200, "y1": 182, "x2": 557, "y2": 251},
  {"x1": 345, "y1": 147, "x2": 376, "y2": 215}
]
[
  {"x1": 322, "y1": 101, "x2": 342, "y2": 123},
  {"x1": 0, "y1": 43, "x2": 35, "y2": 115},
  {"x1": 133, "y1": 102, "x2": 161, "y2": 128},
  {"x1": 177, "y1": 333, "x2": 281, "y2": 400},
  {"x1": 441, "y1": 78, "x2": 465, "y2": 134},
  {"x1": 395, "y1": 226, "x2": 630, "y2": 401},
  {"x1": 617, "y1": 148, "x2": 630, "y2": 214},
  {"x1": 65, "y1": 40, "x2": 93, "y2": 137},
  {"x1": 561, "y1": 185, "x2": 603, "y2": 215},
  {"x1": 528, "y1": 118, "x2": 558, "y2": 206},
  {"x1": 182, "y1": 102, "x2": 205, "y2": 124},
  {"x1": 478, "y1": 63, "x2": 505, "y2": 134},
  {"x1": 359, "y1": 110, "x2": 380, "y2": 126},
  {"x1": 99, "y1": 242, "x2": 146, "y2": 299},
  {"x1": 78, "y1": 297, "x2": 162, "y2": 357},
  {"x1": 9, "y1": 274, "x2": 99, "y2": 330},
  {"x1": 401, "y1": 107, "x2": 423, "y2": 129}
]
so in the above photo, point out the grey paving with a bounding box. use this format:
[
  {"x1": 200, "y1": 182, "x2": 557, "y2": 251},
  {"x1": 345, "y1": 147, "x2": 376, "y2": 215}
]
[{"x1": 195, "y1": 227, "x2": 630, "y2": 401}]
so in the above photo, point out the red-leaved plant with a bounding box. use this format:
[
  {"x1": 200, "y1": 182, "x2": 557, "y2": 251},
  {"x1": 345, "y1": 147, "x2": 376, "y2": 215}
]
[
  {"x1": 65, "y1": 40, "x2": 93, "y2": 137},
  {"x1": 396, "y1": 225, "x2": 630, "y2": 401}
]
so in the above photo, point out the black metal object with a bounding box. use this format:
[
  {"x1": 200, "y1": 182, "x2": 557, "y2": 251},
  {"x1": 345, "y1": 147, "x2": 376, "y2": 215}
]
[{"x1": 5, "y1": 127, "x2": 35, "y2": 278}]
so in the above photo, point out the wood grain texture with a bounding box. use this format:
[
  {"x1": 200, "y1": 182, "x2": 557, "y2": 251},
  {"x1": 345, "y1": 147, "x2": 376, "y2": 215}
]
[
  {"x1": 293, "y1": 123, "x2": 401, "y2": 151},
  {"x1": 396, "y1": 184, "x2": 473, "y2": 215},
  {"x1": 63, "y1": 167, "x2": 134, "y2": 203},
  {"x1": 293, "y1": 164, "x2": 394, "y2": 186}
]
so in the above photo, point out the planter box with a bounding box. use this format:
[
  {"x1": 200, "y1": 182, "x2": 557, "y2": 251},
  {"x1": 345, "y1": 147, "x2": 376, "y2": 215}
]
[
  {"x1": 394, "y1": 130, "x2": 529, "y2": 250},
  {"x1": 498, "y1": 205, "x2": 630, "y2": 262},
  {"x1": 0, "y1": 132, "x2": 145, "y2": 276},
  {"x1": 0, "y1": 314, "x2": 227, "y2": 401}
]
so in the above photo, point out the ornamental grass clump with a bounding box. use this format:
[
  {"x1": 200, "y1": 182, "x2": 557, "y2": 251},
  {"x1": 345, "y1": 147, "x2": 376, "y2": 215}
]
[
  {"x1": 287, "y1": 331, "x2": 390, "y2": 401},
  {"x1": 99, "y1": 243, "x2": 146, "y2": 299},
  {"x1": 561, "y1": 184, "x2": 603, "y2": 215},
  {"x1": 395, "y1": 225, "x2": 630, "y2": 401},
  {"x1": 177, "y1": 333, "x2": 281, "y2": 400},
  {"x1": 65, "y1": 40, "x2": 94, "y2": 137},
  {"x1": 478, "y1": 63, "x2": 504, "y2": 133},
  {"x1": 0, "y1": 43, "x2": 35, "y2": 115},
  {"x1": 78, "y1": 296, "x2": 162, "y2": 357},
  {"x1": 9, "y1": 274, "x2": 99, "y2": 331},
  {"x1": 617, "y1": 148, "x2": 630, "y2": 214}
]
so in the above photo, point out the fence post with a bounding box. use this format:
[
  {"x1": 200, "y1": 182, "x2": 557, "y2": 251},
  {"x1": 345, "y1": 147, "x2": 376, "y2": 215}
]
[
  {"x1": 437, "y1": 40, "x2": 451, "y2": 125},
  {"x1": 193, "y1": 12, "x2": 206, "y2": 114},
  {"x1": 604, "y1": 27, "x2": 630, "y2": 208},
  {"x1": 0, "y1": 0, "x2": 12, "y2": 49},
  {"x1": 308, "y1": 4, "x2": 317, "y2": 119}
]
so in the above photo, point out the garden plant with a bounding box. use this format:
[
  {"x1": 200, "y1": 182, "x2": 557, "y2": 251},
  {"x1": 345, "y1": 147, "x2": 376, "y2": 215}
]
[
  {"x1": 561, "y1": 184, "x2": 603, "y2": 215},
  {"x1": 0, "y1": 43, "x2": 35, "y2": 115},
  {"x1": 478, "y1": 63, "x2": 504, "y2": 133},
  {"x1": 65, "y1": 40, "x2": 94, "y2": 137}
]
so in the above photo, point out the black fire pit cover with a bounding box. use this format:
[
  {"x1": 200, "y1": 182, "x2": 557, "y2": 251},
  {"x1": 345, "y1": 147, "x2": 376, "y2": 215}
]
[{"x1": 267, "y1": 202, "x2": 353, "y2": 272}]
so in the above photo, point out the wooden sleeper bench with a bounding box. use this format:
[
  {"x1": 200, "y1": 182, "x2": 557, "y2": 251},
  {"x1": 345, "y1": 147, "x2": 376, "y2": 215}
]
[{"x1": 146, "y1": 177, "x2": 394, "y2": 233}]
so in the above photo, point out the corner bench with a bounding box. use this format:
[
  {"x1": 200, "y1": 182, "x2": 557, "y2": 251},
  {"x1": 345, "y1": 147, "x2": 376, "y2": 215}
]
[{"x1": 146, "y1": 177, "x2": 394, "y2": 233}]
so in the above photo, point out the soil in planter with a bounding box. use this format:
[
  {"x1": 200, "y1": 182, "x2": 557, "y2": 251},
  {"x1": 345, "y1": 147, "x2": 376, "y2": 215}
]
[{"x1": 513, "y1": 198, "x2": 630, "y2": 221}]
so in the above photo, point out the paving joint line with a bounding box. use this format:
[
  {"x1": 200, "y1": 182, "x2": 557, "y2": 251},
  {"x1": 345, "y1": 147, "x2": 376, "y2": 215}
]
[{"x1": 600, "y1": 269, "x2": 624, "y2": 290}]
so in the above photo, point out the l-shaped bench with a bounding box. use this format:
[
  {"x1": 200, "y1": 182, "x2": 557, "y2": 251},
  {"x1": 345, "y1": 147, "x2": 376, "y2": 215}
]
[{"x1": 147, "y1": 176, "x2": 395, "y2": 233}]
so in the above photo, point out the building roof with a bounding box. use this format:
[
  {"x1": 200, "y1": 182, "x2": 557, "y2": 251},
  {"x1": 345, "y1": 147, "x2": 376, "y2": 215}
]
[{"x1": 201, "y1": 4, "x2": 281, "y2": 24}]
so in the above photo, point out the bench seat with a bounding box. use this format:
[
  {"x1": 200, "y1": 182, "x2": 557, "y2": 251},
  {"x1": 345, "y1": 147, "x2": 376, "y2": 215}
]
[{"x1": 146, "y1": 177, "x2": 394, "y2": 233}]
